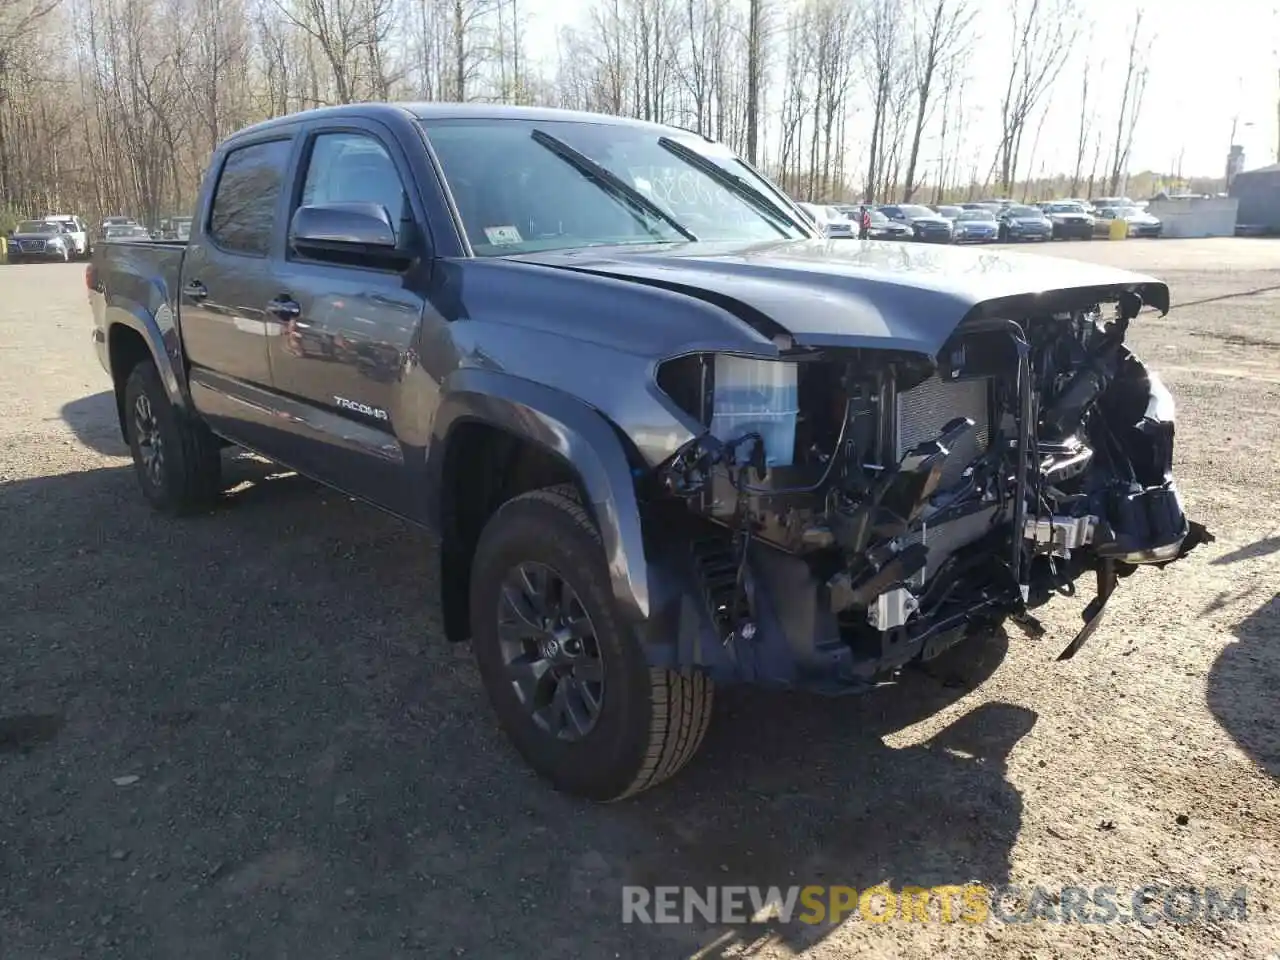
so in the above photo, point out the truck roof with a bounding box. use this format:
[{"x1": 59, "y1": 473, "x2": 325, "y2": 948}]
[{"x1": 227, "y1": 102, "x2": 697, "y2": 145}]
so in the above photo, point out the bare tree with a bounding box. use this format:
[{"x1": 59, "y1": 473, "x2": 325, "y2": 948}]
[
  {"x1": 1107, "y1": 8, "x2": 1150, "y2": 195},
  {"x1": 901, "y1": 0, "x2": 972, "y2": 201},
  {"x1": 996, "y1": 0, "x2": 1078, "y2": 192},
  {"x1": 861, "y1": 0, "x2": 903, "y2": 201},
  {"x1": 744, "y1": 0, "x2": 764, "y2": 163},
  {"x1": 1069, "y1": 41, "x2": 1093, "y2": 197},
  {"x1": 0, "y1": 0, "x2": 1199, "y2": 236}
]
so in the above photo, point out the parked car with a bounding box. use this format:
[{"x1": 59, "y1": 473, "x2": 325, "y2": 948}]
[
  {"x1": 950, "y1": 207, "x2": 1000, "y2": 243},
  {"x1": 997, "y1": 204, "x2": 1054, "y2": 242},
  {"x1": 1040, "y1": 201, "x2": 1095, "y2": 240},
  {"x1": 88, "y1": 102, "x2": 1209, "y2": 800},
  {"x1": 866, "y1": 208, "x2": 913, "y2": 240},
  {"x1": 878, "y1": 203, "x2": 953, "y2": 243},
  {"x1": 7, "y1": 219, "x2": 75, "y2": 262},
  {"x1": 834, "y1": 205, "x2": 913, "y2": 241},
  {"x1": 105, "y1": 224, "x2": 155, "y2": 241},
  {"x1": 797, "y1": 202, "x2": 855, "y2": 238},
  {"x1": 41, "y1": 215, "x2": 91, "y2": 259},
  {"x1": 1090, "y1": 196, "x2": 1133, "y2": 212},
  {"x1": 99, "y1": 216, "x2": 139, "y2": 239},
  {"x1": 1095, "y1": 205, "x2": 1163, "y2": 238}
]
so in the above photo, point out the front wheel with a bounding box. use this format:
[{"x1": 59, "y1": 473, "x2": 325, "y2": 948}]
[
  {"x1": 123, "y1": 361, "x2": 223, "y2": 514},
  {"x1": 469, "y1": 486, "x2": 714, "y2": 801}
]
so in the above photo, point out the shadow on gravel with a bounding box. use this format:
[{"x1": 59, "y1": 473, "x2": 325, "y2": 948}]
[
  {"x1": 0, "y1": 461, "x2": 1028, "y2": 959},
  {"x1": 1207, "y1": 592, "x2": 1280, "y2": 781},
  {"x1": 60, "y1": 390, "x2": 129, "y2": 456},
  {"x1": 1210, "y1": 535, "x2": 1280, "y2": 566},
  {"x1": 628, "y1": 693, "x2": 1035, "y2": 957}
]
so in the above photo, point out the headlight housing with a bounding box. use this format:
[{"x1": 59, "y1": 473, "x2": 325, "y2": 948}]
[{"x1": 657, "y1": 354, "x2": 800, "y2": 467}]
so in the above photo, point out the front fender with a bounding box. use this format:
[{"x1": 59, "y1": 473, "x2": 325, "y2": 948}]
[{"x1": 429, "y1": 368, "x2": 651, "y2": 624}]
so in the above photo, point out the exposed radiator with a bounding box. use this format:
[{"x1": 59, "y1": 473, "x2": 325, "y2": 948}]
[{"x1": 896, "y1": 375, "x2": 991, "y2": 488}]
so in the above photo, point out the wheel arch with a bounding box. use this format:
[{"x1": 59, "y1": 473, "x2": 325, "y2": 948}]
[
  {"x1": 428, "y1": 369, "x2": 651, "y2": 645},
  {"x1": 103, "y1": 293, "x2": 189, "y2": 441}
]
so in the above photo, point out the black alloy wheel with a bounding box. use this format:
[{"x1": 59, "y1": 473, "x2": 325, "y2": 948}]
[
  {"x1": 497, "y1": 560, "x2": 605, "y2": 741},
  {"x1": 469, "y1": 485, "x2": 715, "y2": 800},
  {"x1": 132, "y1": 391, "x2": 166, "y2": 490}
]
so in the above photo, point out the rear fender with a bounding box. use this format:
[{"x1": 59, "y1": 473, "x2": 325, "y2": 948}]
[
  {"x1": 104, "y1": 277, "x2": 190, "y2": 412},
  {"x1": 429, "y1": 369, "x2": 651, "y2": 625}
]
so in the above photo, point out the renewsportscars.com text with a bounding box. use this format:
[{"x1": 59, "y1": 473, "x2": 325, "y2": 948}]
[{"x1": 621, "y1": 884, "x2": 1250, "y2": 926}]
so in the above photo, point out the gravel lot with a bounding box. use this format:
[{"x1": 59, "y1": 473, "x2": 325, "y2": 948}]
[{"x1": 1, "y1": 239, "x2": 1277, "y2": 959}]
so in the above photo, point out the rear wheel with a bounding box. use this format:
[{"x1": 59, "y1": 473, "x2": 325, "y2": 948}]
[
  {"x1": 469, "y1": 485, "x2": 714, "y2": 801},
  {"x1": 123, "y1": 361, "x2": 222, "y2": 514}
]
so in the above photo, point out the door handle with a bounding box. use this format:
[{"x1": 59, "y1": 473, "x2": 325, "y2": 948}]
[
  {"x1": 183, "y1": 280, "x2": 208, "y2": 301},
  {"x1": 267, "y1": 296, "x2": 301, "y2": 321}
]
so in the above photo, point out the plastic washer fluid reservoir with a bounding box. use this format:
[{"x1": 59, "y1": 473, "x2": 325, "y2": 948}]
[{"x1": 709, "y1": 356, "x2": 798, "y2": 467}]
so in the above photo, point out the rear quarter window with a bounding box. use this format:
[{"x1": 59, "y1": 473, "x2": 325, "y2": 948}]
[{"x1": 208, "y1": 139, "x2": 293, "y2": 256}]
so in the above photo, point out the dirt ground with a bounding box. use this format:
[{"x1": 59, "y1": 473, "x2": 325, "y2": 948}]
[{"x1": 1, "y1": 238, "x2": 1276, "y2": 959}]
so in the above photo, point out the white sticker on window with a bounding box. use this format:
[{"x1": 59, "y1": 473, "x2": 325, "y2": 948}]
[{"x1": 484, "y1": 225, "x2": 523, "y2": 245}]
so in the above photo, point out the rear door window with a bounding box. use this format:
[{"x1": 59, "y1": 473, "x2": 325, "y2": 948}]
[{"x1": 208, "y1": 139, "x2": 293, "y2": 256}]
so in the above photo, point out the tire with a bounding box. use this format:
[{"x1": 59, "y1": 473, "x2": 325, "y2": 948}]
[
  {"x1": 123, "y1": 361, "x2": 222, "y2": 514},
  {"x1": 469, "y1": 485, "x2": 714, "y2": 801}
]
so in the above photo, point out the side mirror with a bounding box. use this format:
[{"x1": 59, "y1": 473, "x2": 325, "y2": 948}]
[{"x1": 289, "y1": 202, "x2": 405, "y2": 266}]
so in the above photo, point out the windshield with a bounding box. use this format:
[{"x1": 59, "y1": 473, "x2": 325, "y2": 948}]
[
  {"x1": 869, "y1": 210, "x2": 889, "y2": 224},
  {"x1": 1115, "y1": 206, "x2": 1144, "y2": 217},
  {"x1": 1007, "y1": 205, "x2": 1042, "y2": 217},
  {"x1": 1045, "y1": 203, "x2": 1085, "y2": 213},
  {"x1": 955, "y1": 209, "x2": 995, "y2": 221},
  {"x1": 898, "y1": 205, "x2": 935, "y2": 218},
  {"x1": 937, "y1": 206, "x2": 962, "y2": 217},
  {"x1": 16, "y1": 221, "x2": 57, "y2": 234},
  {"x1": 423, "y1": 119, "x2": 811, "y2": 255}
]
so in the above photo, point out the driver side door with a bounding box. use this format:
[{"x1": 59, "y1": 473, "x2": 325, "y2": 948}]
[{"x1": 263, "y1": 119, "x2": 431, "y2": 517}]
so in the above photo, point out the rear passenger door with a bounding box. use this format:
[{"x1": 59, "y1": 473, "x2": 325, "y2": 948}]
[
  {"x1": 262, "y1": 119, "x2": 430, "y2": 517},
  {"x1": 180, "y1": 133, "x2": 297, "y2": 450}
]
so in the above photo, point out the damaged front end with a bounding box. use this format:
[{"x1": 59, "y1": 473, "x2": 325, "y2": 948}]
[{"x1": 644, "y1": 291, "x2": 1213, "y2": 692}]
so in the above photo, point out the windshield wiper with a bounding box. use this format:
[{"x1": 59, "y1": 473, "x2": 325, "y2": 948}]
[
  {"x1": 656, "y1": 136, "x2": 810, "y2": 238},
  {"x1": 530, "y1": 129, "x2": 698, "y2": 242}
]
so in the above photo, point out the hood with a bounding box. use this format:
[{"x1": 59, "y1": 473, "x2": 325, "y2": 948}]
[
  {"x1": 513, "y1": 238, "x2": 1170, "y2": 357},
  {"x1": 909, "y1": 216, "x2": 951, "y2": 226},
  {"x1": 11, "y1": 231, "x2": 64, "y2": 241},
  {"x1": 1010, "y1": 214, "x2": 1050, "y2": 223}
]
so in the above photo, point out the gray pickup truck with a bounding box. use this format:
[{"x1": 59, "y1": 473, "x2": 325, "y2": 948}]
[{"x1": 88, "y1": 103, "x2": 1210, "y2": 800}]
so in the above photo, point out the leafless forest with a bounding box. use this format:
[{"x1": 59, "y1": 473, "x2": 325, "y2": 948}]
[{"x1": 0, "y1": 0, "x2": 1175, "y2": 228}]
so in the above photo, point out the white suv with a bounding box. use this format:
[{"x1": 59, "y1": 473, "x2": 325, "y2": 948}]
[{"x1": 42, "y1": 215, "x2": 91, "y2": 260}]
